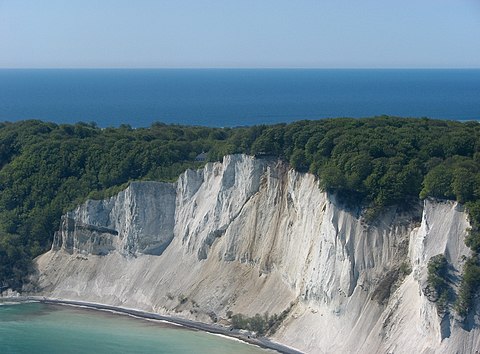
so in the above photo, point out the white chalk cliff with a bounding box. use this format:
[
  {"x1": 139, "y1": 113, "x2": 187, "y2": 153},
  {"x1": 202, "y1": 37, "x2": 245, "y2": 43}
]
[{"x1": 35, "y1": 154, "x2": 480, "y2": 353}]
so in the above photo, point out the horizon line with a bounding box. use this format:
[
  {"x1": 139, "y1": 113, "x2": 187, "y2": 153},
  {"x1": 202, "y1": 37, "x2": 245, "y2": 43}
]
[{"x1": 1, "y1": 67, "x2": 480, "y2": 70}]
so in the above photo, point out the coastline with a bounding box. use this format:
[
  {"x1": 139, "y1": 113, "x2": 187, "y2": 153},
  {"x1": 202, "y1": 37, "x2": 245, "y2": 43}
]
[{"x1": 2, "y1": 296, "x2": 303, "y2": 354}]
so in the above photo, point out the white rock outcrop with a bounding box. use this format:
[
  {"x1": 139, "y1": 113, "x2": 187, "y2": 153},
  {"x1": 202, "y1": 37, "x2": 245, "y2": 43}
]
[{"x1": 35, "y1": 154, "x2": 480, "y2": 353}]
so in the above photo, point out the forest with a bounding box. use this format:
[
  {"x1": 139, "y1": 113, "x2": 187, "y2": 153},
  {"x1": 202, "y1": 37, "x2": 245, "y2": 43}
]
[{"x1": 0, "y1": 116, "x2": 479, "y2": 313}]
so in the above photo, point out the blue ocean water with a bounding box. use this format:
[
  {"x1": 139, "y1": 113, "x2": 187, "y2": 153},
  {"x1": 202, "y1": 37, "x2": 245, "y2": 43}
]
[
  {"x1": 0, "y1": 302, "x2": 270, "y2": 354},
  {"x1": 0, "y1": 69, "x2": 479, "y2": 127}
]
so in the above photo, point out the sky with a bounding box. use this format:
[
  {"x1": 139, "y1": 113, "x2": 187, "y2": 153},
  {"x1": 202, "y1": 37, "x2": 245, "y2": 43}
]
[{"x1": 0, "y1": 0, "x2": 479, "y2": 68}]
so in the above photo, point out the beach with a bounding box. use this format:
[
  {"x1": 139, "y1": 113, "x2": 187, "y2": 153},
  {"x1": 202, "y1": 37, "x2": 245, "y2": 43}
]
[{"x1": 2, "y1": 296, "x2": 303, "y2": 354}]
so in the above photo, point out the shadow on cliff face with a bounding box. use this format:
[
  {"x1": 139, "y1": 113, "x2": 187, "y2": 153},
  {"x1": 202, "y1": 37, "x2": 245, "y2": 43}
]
[
  {"x1": 460, "y1": 302, "x2": 480, "y2": 332},
  {"x1": 440, "y1": 313, "x2": 452, "y2": 339},
  {"x1": 371, "y1": 269, "x2": 400, "y2": 305},
  {"x1": 141, "y1": 240, "x2": 173, "y2": 256}
]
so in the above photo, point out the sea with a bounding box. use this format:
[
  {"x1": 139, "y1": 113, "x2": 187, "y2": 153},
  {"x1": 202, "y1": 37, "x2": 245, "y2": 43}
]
[
  {"x1": 0, "y1": 69, "x2": 479, "y2": 127},
  {"x1": 0, "y1": 69, "x2": 479, "y2": 352},
  {"x1": 0, "y1": 302, "x2": 272, "y2": 354}
]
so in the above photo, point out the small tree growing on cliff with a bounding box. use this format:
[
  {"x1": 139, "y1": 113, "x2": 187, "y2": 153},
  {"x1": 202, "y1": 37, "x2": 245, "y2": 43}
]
[{"x1": 427, "y1": 254, "x2": 451, "y2": 312}]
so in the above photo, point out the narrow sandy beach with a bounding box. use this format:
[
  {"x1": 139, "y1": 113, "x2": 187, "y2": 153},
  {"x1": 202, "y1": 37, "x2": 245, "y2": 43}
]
[{"x1": 7, "y1": 296, "x2": 303, "y2": 354}]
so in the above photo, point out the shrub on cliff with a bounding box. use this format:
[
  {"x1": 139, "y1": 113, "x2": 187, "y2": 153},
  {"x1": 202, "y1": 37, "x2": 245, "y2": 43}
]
[
  {"x1": 231, "y1": 313, "x2": 274, "y2": 336},
  {"x1": 456, "y1": 202, "x2": 480, "y2": 316},
  {"x1": 455, "y1": 256, "x2": 480, "y2": 317},
  {"x1": 427, "y1": 254, "x2": 451, "y2": 312}
]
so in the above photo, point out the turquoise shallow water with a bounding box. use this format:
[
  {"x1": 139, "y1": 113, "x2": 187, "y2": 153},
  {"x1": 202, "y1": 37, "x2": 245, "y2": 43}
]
[{"x1": 0, "y1": 302, "x2": 271, "y2": 354}]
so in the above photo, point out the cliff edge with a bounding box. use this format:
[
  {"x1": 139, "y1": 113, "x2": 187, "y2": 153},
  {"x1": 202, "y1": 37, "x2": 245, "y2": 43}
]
[{"x1": 34, "y1": 154, "x2": 480, "y2": 353}]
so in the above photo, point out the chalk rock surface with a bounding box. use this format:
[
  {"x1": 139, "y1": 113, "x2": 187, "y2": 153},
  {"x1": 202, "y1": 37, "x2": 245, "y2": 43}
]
[{"x1": 35, "y1": 154, "x2": 480, "y2": 353}]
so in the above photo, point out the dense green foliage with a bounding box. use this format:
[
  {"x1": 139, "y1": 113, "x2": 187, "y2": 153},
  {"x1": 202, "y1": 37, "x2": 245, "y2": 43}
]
[
  {"x1": 455, "y1": 204, "x2": 480, "y2": 316},
  {"x1": 1, "y1": 117, "x2": 480, "y2": 296},
  {"x1": 231, "y1": 313, "x2": 271, "y2": 336},
  {"x1": 427, "y1": 254, "x2": 451, "y2": 312},
  {"x1": 231, "y1": 310, "x2": 289, "y2": 336},
  {"x1": 455, "y1": 257, "x2": 480, "y2": 316}
]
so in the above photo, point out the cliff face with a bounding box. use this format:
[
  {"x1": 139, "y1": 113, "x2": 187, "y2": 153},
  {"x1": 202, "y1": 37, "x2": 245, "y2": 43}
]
[
  {"x1": 35, "y1": 154, "x2": 480, "y2": 353},
  {"x1": 53, "y1": 181, "x2": 176, "y2": 255}
]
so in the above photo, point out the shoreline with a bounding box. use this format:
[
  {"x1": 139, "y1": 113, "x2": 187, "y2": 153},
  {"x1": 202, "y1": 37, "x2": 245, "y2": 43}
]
[{"x1": 2, "y1": 296, "x2": 303, "y2": 354}]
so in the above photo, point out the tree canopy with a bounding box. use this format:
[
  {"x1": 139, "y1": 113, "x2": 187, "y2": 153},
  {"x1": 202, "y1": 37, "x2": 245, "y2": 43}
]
[{"x1": 1, "y1": 116, "x2": 480, "y2": 291}]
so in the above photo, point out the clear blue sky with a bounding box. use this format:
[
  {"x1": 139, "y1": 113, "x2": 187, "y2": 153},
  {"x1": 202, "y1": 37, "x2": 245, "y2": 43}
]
[{"x1": 1, "y1": 0, "x2": 479, "y2": 68}]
